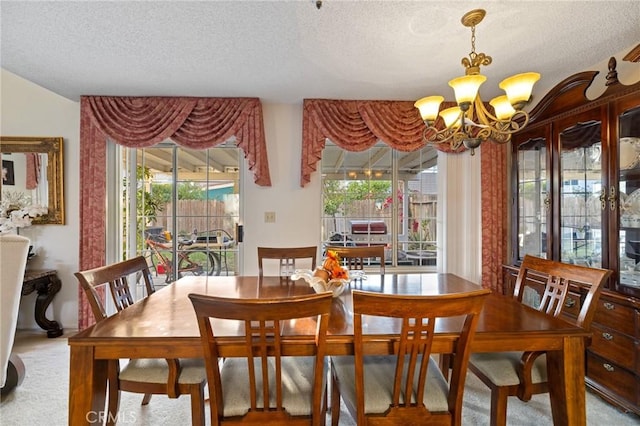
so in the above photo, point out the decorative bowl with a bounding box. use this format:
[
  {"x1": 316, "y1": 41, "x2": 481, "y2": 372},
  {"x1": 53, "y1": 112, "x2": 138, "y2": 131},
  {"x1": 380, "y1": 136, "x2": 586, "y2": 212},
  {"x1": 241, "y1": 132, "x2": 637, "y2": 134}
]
[{"x1": 291, "y1": 269, "x2": 347, "y2": 298}]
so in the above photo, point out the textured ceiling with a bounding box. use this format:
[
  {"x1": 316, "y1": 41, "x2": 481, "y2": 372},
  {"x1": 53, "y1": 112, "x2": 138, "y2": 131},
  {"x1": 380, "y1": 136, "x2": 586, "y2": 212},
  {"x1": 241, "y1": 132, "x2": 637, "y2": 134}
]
[{"x1": 1, "y1": 1, "x2": 639, "y2": 105}]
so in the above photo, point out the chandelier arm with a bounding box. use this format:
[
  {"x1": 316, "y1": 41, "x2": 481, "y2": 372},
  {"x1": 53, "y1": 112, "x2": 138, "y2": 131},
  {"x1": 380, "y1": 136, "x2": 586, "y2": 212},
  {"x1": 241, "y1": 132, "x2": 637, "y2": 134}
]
[
  {"x1": 471, "y1": 97, "x2": 533, "y2": 136},
  {"x1": 473, "y1": 96, "x2": 500, "y2": 123},
  {"x1": 421, "y1": 108, "x2": 468, "y2": 145},
  {"x1": 422, "y1": 125, "x2": 454, "y2": 144},
  {"x1": 493, "y1": 110, "x2": 531, "y2": 135},
  {"x1": 489, "y1": 131, "x2": 512, "y2": 144},
  {"x1": 422, "y1": 124, "x2": 464, "y2": 145},
  {"x1": 475, "y1": 127, "x2": 493, "y2": 141},
  {"x1": 451, "y1": 133, "x2": 467, "y2": 151}
]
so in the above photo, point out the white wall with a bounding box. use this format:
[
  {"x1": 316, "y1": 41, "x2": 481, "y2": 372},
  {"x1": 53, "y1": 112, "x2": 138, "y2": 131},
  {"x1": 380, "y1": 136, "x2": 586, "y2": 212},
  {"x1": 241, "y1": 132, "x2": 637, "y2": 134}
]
[
  {"x1": 1, "y1": 69, "x2": 80, "y2": 331},
  {"x1": 241, "y1": 102, "x2": 322, "y2": 276}
]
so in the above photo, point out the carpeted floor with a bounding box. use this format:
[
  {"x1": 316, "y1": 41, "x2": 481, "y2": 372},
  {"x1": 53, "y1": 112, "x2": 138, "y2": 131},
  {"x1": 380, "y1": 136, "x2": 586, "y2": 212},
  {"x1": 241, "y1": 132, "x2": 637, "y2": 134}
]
[{"x1": 1, "y1": 330, "x2": 639, "y2": 425}]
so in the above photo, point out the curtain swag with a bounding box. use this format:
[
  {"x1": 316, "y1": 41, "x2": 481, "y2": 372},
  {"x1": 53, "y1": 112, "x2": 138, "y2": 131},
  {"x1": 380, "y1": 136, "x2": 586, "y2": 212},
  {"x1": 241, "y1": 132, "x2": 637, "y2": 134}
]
[
  {"x1": 77, "y1": 96, "x2": 270, "y2": 329},
  {"x1": 301, "y1": 99, "x2": 468, "y2": 187},
  {"x1": 84, "y1": 96, "x2": 271, "y2": 186}
]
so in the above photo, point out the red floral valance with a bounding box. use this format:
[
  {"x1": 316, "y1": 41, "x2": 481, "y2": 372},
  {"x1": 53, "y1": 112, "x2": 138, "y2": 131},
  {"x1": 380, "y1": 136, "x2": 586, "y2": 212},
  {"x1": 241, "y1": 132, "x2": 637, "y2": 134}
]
[
  {"x1": 301, "y1": 99, "x2": 463, "y2": 186},
  {"x1": 84, "y1": 96, "x2": 270, "y2": 185}
]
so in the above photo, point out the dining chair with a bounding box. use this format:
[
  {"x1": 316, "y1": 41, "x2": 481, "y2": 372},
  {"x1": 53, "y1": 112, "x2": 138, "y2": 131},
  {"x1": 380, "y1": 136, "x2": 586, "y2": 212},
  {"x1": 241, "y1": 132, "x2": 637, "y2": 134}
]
[
  {"x1": 0, "y1": 235, "x2": 30, "y2": 397},
  {"x1": 188, "y1": 291, "x2": 332, "y2": 425},
  {"x1": 330, "y1": 288, "x2": 490, "y2": 426},
  {"x1": 325, "y1": 245, "x2": 385, "y2": 274},
  {"x1": 257, "y1": 246, "x2": 317, "y2": 277},
  {"x1": 75, "y1": 256, "x2": 207, "y2": 426},
  {"x1": 467, "y1": 254, "x2": 612, "y2": 426}
]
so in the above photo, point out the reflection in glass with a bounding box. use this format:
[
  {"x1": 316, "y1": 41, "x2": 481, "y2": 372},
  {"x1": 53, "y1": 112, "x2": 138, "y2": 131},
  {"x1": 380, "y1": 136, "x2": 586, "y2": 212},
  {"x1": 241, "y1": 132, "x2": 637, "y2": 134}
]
[
  {"x1": 618, "y1": 106, "x2": 640, "y2": 289},
  {"x1": 517, "y1": 137, "x2": 547, "y2": 259},
  {"x1": 559, "y1": 120, "x2": 602, "y2": 267}
]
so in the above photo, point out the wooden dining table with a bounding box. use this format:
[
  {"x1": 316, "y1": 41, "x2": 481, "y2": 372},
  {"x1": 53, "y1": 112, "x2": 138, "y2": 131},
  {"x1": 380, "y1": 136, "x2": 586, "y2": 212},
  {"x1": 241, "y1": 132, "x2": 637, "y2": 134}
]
[{"x1": 68, "y1": 273, "x2": 591, "y2": 425}]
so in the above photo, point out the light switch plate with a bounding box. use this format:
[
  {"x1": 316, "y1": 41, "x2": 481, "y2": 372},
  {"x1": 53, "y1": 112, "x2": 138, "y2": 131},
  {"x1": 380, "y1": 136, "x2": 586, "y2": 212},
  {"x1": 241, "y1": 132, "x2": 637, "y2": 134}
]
[{"x1": 265, "y1": 211, "x2": 276, "y2": 223}]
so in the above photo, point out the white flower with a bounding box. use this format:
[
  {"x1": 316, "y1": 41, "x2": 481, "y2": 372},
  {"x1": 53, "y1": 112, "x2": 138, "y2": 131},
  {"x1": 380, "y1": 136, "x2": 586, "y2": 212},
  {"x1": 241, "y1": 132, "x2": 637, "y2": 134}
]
[
  {"x1": 24, "y1": 205, "x2": 48, "y2": 217},
  {"x1": 0, "y1": 190, "x2": 47, "y2": 234}
]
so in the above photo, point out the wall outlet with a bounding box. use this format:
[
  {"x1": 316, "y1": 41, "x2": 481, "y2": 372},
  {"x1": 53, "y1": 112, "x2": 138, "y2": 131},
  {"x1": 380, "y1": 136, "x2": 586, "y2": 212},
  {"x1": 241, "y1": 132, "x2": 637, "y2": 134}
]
[{"x1": 264, "y1": 211, "x2": 276, "y2": 223}]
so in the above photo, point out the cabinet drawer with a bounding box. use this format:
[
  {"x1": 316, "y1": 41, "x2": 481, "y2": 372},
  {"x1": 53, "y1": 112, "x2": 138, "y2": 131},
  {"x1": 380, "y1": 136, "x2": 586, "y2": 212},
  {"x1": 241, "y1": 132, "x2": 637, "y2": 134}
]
[
  {"x1": 587, "y1": 352, "x2": 639, "y2": 405},
  {"x1": 589, "y1": 324, "x2": 637, "y2": 373},
  {"x1": 593, "y1": 298, "x2": 637, "y2": 337}
]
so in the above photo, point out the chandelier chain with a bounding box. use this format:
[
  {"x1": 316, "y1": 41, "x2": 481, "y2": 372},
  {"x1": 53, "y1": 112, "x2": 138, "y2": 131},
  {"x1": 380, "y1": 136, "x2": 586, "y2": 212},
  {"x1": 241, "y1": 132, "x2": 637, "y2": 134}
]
[{"x1": 470, "y1": 24, "x2": 476, "y2": 58}]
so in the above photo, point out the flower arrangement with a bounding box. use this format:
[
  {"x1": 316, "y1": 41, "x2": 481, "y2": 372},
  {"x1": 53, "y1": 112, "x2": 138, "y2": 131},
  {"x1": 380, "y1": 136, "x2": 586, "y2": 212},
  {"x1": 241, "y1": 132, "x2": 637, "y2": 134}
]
[
  {"x1": 0, "y1": 191, "x2": 48, "y2": 234},
  {"x1": 291, "y1": 250, "x2": 349, "y2": 297},
  {"x1": 318, "y1": 250, "x2": 349, "y2": 280}
]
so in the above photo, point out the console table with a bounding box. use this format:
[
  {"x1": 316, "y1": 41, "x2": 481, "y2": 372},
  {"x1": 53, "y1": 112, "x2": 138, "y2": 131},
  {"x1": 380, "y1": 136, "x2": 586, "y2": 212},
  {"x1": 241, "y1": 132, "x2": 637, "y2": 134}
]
[{"x1": 22, "y1": 269, "x2": 63, "y2": 338}]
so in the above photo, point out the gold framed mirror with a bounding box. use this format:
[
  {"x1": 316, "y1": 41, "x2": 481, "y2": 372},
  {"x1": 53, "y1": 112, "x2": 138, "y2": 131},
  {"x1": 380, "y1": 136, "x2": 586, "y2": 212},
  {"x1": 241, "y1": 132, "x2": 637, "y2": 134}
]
[{"x1": 1, "y1": 136, "x2": 65, "y2": 224}]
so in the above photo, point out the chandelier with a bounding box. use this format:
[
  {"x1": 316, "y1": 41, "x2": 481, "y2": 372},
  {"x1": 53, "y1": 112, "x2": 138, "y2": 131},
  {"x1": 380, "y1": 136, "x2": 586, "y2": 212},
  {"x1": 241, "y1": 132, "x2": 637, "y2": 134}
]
[{"x1": 414, "y1": 9, "x2": 540, "y2": 155}]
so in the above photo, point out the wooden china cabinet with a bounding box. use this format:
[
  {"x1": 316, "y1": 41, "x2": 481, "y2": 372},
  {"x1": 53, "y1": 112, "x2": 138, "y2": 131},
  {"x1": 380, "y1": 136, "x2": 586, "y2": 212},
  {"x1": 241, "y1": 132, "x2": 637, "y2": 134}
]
[{"x1": 508, "y1": 47, "x2": 640, "y2": 414}]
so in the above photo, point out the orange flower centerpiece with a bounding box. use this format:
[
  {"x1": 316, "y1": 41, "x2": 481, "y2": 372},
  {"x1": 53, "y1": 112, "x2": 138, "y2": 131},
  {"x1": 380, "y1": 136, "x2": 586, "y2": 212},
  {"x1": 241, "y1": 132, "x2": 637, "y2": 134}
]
[
  {"x1": 315, "y1": 249, "x2": 348, "y2": 281},
  {"x1": 291, "y1": 249, "x2": 348, "y2": 297}
]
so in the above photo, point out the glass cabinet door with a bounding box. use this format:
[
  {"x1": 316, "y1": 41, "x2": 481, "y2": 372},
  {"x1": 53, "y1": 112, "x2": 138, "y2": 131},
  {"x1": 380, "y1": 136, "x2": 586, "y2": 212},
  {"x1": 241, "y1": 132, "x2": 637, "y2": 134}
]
[
  {"x1": 558, "y1": 114, "x2": 603, "y2": 267},
  {"x1": 516, "y1": 136, "x2": 548, "y2": 260},
  {"x1": 617, "y1": 103, "x2": 640, "y2": 292}
]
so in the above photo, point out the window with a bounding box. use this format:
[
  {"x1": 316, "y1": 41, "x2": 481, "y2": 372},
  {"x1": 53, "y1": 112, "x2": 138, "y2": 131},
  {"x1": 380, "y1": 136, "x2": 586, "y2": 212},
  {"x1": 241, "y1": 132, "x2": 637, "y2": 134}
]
[
  {"x1": 321, "y1": 141, "x2": 438, "y2": 269},
  {"x1": 118, "y1": 141, "x2": 241, "y2": 293}
]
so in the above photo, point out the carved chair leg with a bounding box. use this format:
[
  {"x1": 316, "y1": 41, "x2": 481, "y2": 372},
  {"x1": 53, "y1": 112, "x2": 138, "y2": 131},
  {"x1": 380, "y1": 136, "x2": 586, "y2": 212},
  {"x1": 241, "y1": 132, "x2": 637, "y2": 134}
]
[
  {"x1": 323, "y1": 381, "x2": 328, "y2": 413},
  {"x1": 107, "y1": 361, "x2": 120, "y2": 426},
  {"x1": 330, "y1": 368, "x2": 341, "y2": 426},
  {"x1": 439, "y1": 353, "x2": 452, "y2": 381},
  {"x1": 490, "y1": 387, "x2": 509, "y2": 426},
  {"x1": 190, "y1": 384, "x2": 206, "y2": 426},
  {"x1": 141, "y1": 393, "x2": 152, "y2": 405}
]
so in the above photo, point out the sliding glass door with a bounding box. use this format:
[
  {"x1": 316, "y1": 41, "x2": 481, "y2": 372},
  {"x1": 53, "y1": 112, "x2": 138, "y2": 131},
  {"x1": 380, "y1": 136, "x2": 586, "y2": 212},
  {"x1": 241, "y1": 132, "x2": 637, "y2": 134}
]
[{"x1": 118, "y1": 140, "x2": 241, "y2": 292}]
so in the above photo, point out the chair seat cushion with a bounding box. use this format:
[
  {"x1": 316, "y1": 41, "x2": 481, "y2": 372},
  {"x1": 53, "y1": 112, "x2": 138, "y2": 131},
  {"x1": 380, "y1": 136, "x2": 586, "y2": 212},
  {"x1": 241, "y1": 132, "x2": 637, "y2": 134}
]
[
  {"x1": 469, "y1": 351, "x2": 547, "y2": 386},
  {"x1": 331, "y1": 355, "x2": 449, "y2": 414},
  {"x1": 119, "y1": 358, "x2": 207, "y2": 384},
  {"x1": 220, "y1": 356, "x2": 322, "y2": 418}
]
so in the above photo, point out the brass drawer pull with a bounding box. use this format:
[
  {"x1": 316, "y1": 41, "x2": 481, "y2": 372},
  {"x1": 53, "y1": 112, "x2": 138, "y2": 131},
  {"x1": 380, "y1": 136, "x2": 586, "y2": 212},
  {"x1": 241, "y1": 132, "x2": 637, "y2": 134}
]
[
  {"x1": 603, "y1": 302, "x2": 615, "y2": 310},
  {"x1": 602, "y1": 332, "x2": 614, "y2": 341},
  {"x1": 603, "y1": 363, "x2": 615, "y2": 372},
  {"x1": 565, "y1": 298, "x2": 576, "y2": 308}
]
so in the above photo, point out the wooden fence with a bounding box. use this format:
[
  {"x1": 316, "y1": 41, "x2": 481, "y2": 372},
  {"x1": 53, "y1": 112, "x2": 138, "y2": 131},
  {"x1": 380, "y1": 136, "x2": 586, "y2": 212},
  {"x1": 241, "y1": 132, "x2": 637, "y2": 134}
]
[{"x1": 153, "y1": 200, "x2": 237, "y2": 238}]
